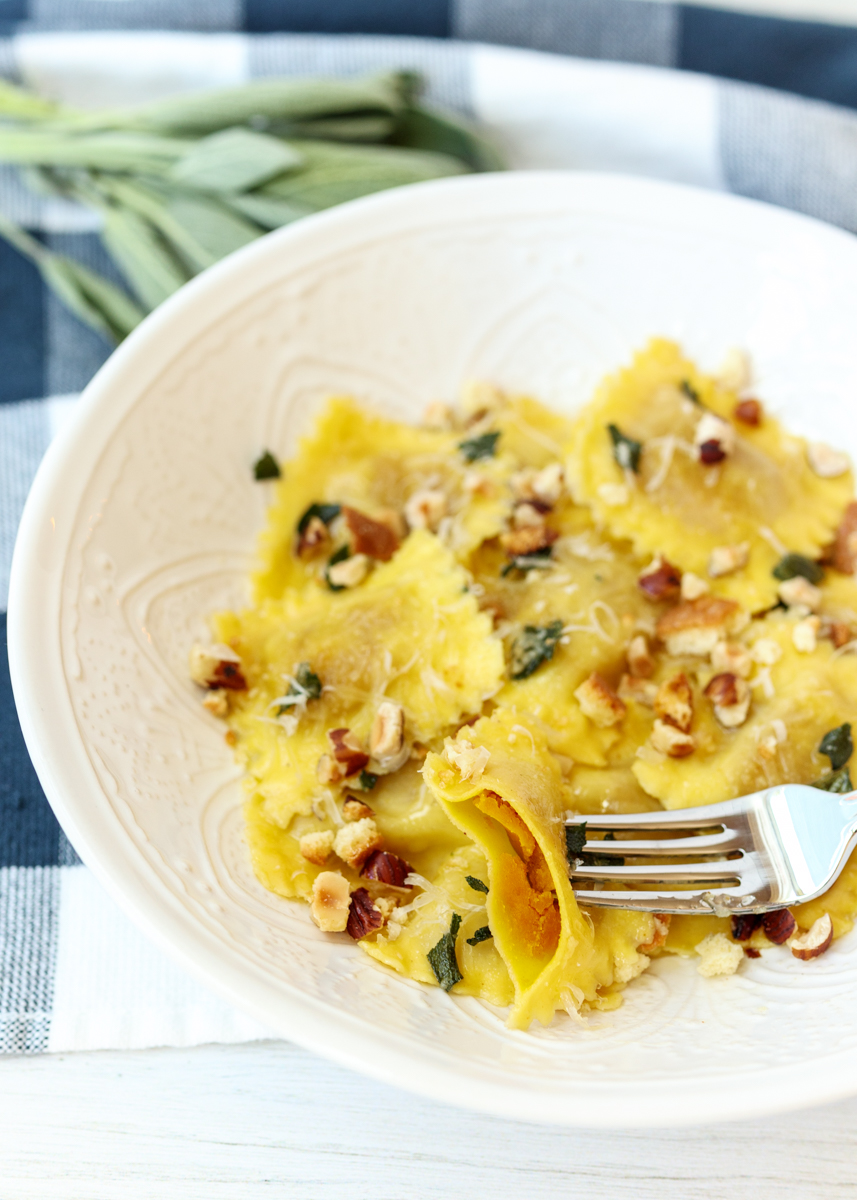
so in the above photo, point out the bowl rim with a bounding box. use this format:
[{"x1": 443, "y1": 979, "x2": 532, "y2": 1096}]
[{"x1": 10, "y1": 169, "x2": 857, "y2": 1127}]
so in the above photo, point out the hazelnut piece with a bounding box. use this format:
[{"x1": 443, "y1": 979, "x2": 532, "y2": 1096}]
[
  {"x1": 789, "y1": 913, "x2": 833, "y2": 960},
  {"x1": 734, "y1": 398, "x2": 762, "y2": 426},
  {"x1": 638, "y1": 557, "x2": 682, "y2": 601},
  {"x1": 654, "y1": 672, "x2": 694, "y2": 733},
  {"x1": 346, "y1": 887, "x2": 385, "y2": 940},
  {"x1": 361, "y1": 849, "x2": 412, "y2": 888},
  {"x1": 310, "y1": 871, "x2": 351, "y2": 932},
  {"x1": 762, "y1": 908, "x2": 797, "y2": 944}
]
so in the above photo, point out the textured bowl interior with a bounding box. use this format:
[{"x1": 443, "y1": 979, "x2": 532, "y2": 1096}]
[{"x1": 10, "y1": 172, "x2": 857, "y2": 1128}]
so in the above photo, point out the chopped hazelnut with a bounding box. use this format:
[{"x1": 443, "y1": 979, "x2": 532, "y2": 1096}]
[
  {"x1": 681, "y1": 572, "x2": 709, "y2": 600},
  {"x1": 404, "y1": 488, "x2": 447, "y2": 532},
  {"x1": 650, "y1": 719, "x2": 694, "y2": 758},
  {"x1": 423, "y1": 400, "x2": 454, "y2": 430},
  {"x1": 638, "y1": 556, "x2": 682, "y2": 601},
  {"x1": 655, "y1": 672, "x2": 694, "y2": 733},
  {"x1": 333, "y1": 817, "x2": 383, "y2": 869},
  {"x1": 823, "y1": 619, "x2": 854, "y2": 649},
  {"x1": 310, "y1": 871, "x2": 351, "y2": 932},
  {"x1": 789, "y1": 913, "x2": 833, "y2": 960},
  {"x1": 342, "y1": 506, "x2": 399, "y2": 562},
  {"x1": 627, "y1": 634, "x2": 654, "y2": 678},
  {"x1": 327, "y1": 553, "x2": 370, "y2": 589},
  {"x1": 778, "y1": 575, "x2": 822, "y2": 612},
  {"x1": 618, "y1": 674, "x2": 658, "y2": 708},
  {"x1": 300, "y1": 830, "x2": 335, "y2": 866},
  {"x1": 463, "y1": 469, "x2": 493, "y2": 496},
  {"x1": 708, "y1": 542, "x2": 750, "y2": 578},
  {"x1": 734, "y1": 398, "x2": 762, "y2": 426},
  {"x1": 317, "y1": 754, "x2": 344, "y2": 786},
  {"x1": 752, "y1": 637, "x2": 782, "y2": 666},
  {"x1": 705, "y1": 672, "x2": 751, "y2": 728},
  {"x1": 826, "y1": 501, "x2": 857, "y2": 573},
  {"x1": 297, "y1": 515, "x2": 330, "y2": 558},
  {"x1": 500, "y1": 524, "x2": 558, "y2": 557},
  {"x1": 792, "y1": 615, "x2": 820, "y2": 653},
  {"x1": 711, "y1": 641, "x2": 752, "y2": 678},
  {"x1": 460, "y1": 379, "x2": 505, "y2": 418},
  {"x1": 343, "y1": 796, "x2": 374, "y2": 822},
  {"x1": 656, "y1": 595, "x2": 748, "y2": 657},
  {"x1": 201, "y1": 689, "x2": 229, "y2": 718},
  {"x1": 361, "y1": 849, "x2": 412, "y2": 887},
  {"x1": 369, "y1": 700, "x2": 406, "y2": 766},
  {"x1": 731, "y1": 913, "x2": 763, "y2": 942},
  {"x1": 807, "y1": 442, "x2": 850, "y2": 479},
  {"x1": 694, "y1": 412, "x2": 735, "y2": 463},
  {"x1": 189, "y1": 642, "x2": 246, "y2": 691},
  {"x1": 513, "y1": 502, "x2": 547, "y2": 529},
  {"x1": 328, "y1": 728, "x2": 369, "y2": 777},
  {"x1": 762, "y1": 908, "x2": 796, "y2": 944},
  {"x1": 574, "y1": 673, "x2": 626, "y2": 728},
  {"x1": 511, "y1": 462, "x2": 565, "y2": 507},
  {"x1": 346, "y1": 886, "x2": 385, "y2": 940},
  {"x1": 718, "y1": 347, "x2": 752, "y2": 393}
]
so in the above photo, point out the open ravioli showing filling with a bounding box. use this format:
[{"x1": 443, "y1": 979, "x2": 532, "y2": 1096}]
[{"x1": 194, "y1": 340, "x2": 857, "y2": 1030}]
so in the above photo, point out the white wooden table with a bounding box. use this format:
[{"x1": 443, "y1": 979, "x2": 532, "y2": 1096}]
[{"x1": 0, "y1": 1041, "x2": 854, "y2": 1198}]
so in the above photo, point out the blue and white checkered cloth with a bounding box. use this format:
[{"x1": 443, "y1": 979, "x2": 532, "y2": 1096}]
[{"x1": 5, "y1": 0, "x2": 857, "y2": 1054}]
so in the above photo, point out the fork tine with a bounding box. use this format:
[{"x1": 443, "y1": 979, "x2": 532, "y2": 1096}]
[
  {"x1": 580, "y1": 828, "x2": 743, "y2": 857},
  {"x1": 570, "y1": 859, "x2": 743, "y2": 884},
  {"x1": 572, "y1": 886, "x2": 754, "y2": 913},
  {"x1": 569, "y1": 798, "x2": 748, "y2": 832}
]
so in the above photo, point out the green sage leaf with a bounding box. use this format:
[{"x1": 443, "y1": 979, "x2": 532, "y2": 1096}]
[
  {"x1": 427, "y1": 913, "x2": 463, "y2": 992},
  {"x1": 819, "y1": 723, "x2": 853, "y2": 771},
  {"x1": 393, "y1": 104, "x2": 505, "y2": 172},
  {"x1": 458, "y1": 430, "x2": 500, "y2": 462},
  {"x1": 466, "y1": 926, "x2": 492, "y2": 946},
  {"x1": 101, "y1": 206, "x2": 190, "y2": 310},
  {"x1": 566, "y1": 822, "x2": 587, "y2": 860},
  {"x1": 465, "y1": 875, "x2": 489, "y2": 894},
  {"x1": 169, "y1": 127, "x2": 303, "y2": 193},
  {"x1": 608, "y1": 423, "x2": 642, "y2": 473},
  {"x1": 510, "y1": 620, "x2": 563, "y2": 680},
  {"x1": 812, "y1": 767, "x2": 853, "y2": 794},
  {"x1": 253, "y1": 450, "x2": 281, "y2": 480},
  {"x1": 772, "y1": 554, "x2": 824, "y2": 584}
]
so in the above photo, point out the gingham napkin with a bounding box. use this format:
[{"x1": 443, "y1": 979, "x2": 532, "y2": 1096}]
[{"x1": 4, "y1": 0, "x2": 857, "y2": 1055}]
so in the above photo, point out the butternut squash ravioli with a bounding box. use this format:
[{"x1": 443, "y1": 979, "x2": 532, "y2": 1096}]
[{"x1": 190, "y1": 339, "x2": 857, "y2": 1029}]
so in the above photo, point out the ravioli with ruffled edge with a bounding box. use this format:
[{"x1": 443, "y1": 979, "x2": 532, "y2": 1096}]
[{"x1": 189, "y1": 341, "x2": 857, "y2": 1028}]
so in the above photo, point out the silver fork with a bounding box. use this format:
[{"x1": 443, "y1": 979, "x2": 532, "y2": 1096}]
[{"x1": 566, "y1": 784, "x2": 857, "y2": 914}]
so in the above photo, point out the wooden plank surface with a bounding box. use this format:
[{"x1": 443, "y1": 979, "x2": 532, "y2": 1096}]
[{"x1": 0, "y1": 1040, "x2": 854, "y2": 1198}]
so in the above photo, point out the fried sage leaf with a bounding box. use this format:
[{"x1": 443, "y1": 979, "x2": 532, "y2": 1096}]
[
  {"x1": 565, "y1": 822, "x2": 587, "y2": 861},
  {"x1": 466, "y1": 926, "x2": 492, "y2": 946},
  {"x1": 427, "y1": 913, "x2": 463, "y2": 992},
  {"x1": 772, "y1": 553, "x2": 824, "y2": 584},
  {"x1": 819, "y1": 723, "x2": 853, "y2": 771},
  {"x1": 465, "y1": 875, "x2": 489, "y2": 894},
  {"x1": 458, "y1": 430, "x2": 500, "y2": 462},
  {"x1": 811, "y1": 766, "x2": 853, "y2": 793},
  {"x1": 297, "y1": 502, "x2": 341, "y2": 536},
  {"x1": 608, "y1": 423, "x2": 642, "y2": 473},
  {"x1": 509, "y1": 619, "x2": 563, "y2": 680},
  {"x1": 253, "y1": 450, "x2": 280, "y2": 480}
]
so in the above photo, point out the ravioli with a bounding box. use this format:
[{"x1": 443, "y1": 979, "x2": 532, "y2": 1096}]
[
  {"x1": 194, "y1": 342, "x2": 857, "y2": 1031},
  {"x1": 567, "y1": 339, "x2": 852, "y2": 612},
  {"x1": 633, "y1": 614, "x2": 857, "y2": 809},
  {"x1": 217, "y1": 530, "x2": 504, "y2": 828}
]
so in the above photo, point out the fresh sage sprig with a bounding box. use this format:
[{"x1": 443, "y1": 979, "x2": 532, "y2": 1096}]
[{"x1": 0, "y1": 71, "x2": 504, "y2": 342}]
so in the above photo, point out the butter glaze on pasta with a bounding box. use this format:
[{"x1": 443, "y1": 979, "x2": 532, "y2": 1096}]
[{"x1": 195, "y1": 340, "x2": 857, "y2": 1027}]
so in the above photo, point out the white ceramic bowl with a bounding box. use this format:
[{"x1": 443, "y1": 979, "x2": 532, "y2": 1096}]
[{"x1": 10, "y1": 171, "x2": 857, "y2": 1127}]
